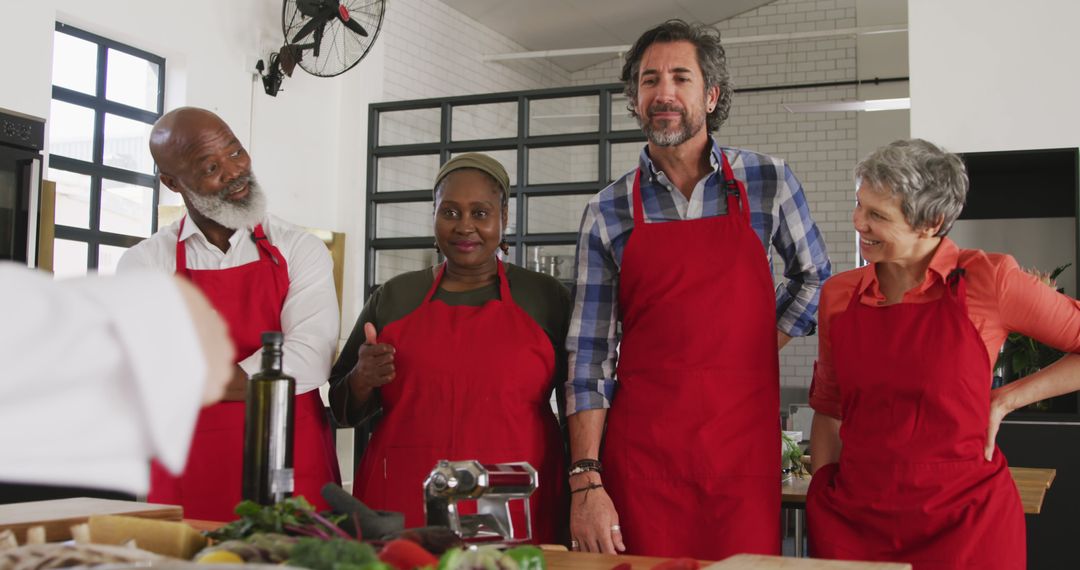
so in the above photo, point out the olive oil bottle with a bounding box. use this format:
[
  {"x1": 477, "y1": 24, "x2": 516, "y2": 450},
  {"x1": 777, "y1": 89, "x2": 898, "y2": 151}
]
[{"x1": 242, "y1": 331, "x2": 295, "y2": 505}]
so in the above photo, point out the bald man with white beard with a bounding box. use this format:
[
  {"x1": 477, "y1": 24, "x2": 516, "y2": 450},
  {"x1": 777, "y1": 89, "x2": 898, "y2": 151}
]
[{"x1": 118, "y1": 107, "x2": 340, "y2": 521}]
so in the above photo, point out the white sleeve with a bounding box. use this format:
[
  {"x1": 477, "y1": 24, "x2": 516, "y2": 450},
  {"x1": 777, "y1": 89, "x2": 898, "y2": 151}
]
[
  {"x1": 116, "y1": 240, "x2": 156, "y2": 273},
  {"x1": 0, "y1": 264, "x2": 206, "y2": 492},
  {"x1": 237, "y1": 231, "x2": 339, "y2": 394},
  {"x1": 76, "y1": 270, "x2": 208, "y2": 473}
]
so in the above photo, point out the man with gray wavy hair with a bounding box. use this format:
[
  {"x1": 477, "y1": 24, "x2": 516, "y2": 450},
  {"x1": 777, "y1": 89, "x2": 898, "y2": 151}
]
[
  {"x1": 117, "y1": 107, "x2": 341, "y2": 521},
  {"x1": 565, "y1": 19, "x2": 831, "y2": 559}
]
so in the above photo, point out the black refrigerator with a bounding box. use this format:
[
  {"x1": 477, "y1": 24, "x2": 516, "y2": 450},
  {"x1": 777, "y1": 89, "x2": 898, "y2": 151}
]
[{"x1": 0, "y1": 108, "x2": 45, "y2": 265}]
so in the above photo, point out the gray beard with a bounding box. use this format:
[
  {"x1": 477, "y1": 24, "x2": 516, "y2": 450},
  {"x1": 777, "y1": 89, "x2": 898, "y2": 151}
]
[
  {"x1": 183, "y1": 176, "x2": 268, "y2": 230},
  {"x1": 639, "y1": 109, "x2": 705, "y2": 147}
]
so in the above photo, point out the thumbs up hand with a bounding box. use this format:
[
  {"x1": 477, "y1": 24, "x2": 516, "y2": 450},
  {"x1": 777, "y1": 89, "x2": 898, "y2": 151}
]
[{"x1": 350, "y1": 322, "x2": 396, "y2": 391}]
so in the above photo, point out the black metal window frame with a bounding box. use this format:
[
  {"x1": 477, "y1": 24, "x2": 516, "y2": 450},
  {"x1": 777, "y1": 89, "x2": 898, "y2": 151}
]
[
  {"x1": 365, "y1": 83, "x2": 647, "y2": 297},
  {"x1": 50, "y1": 22, "x2": 166, "y2": 269}
]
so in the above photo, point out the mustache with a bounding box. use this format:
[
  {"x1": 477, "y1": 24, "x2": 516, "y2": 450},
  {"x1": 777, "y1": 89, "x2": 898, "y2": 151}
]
[
  {"x1": 216, "y1": 173, "x2": 254, "y2": 198},
  {"x1": 647, "y1": 103, "x2": 686, "y2": 116}
]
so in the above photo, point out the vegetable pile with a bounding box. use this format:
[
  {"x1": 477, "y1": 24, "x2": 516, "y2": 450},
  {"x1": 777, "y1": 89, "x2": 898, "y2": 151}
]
[{"x1": 195, "y1": 498, "x2": 544, "y2": 570}]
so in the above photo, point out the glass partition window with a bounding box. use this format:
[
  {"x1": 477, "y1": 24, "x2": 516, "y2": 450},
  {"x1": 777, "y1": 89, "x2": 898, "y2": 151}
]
[
  {"x1": 529, "y1": 96, "x2": 598, "y2": 136},
  {"x1": 378, "y1": 107, "x2": 441, "y2": 146},
  {"x1": 375, "y1": 202, "x2": 434, "y2": 238},
  {"x1": 49, "y1": 23, "x2": 164, "y2": 274},
  {"x1": 524, "y1": 244, "x2": 576, "y2": 281},
  {"x1": 610, "y1": 141, "x2": 643, "y2": 181},
  {"x1": 610, "y1": 93, "x2": 640, "y2": 132},
  {"x1": 376, "y1": 155, "x2": 441, "y2": 192},
  {"x1": 368, "y1": 84, "x2": 645, "y2": 294},
  {"x1": 527, "y1": 194, "x2": 592, "y2": 234},
  {"x1": 452, "y1": 102, "x2": 518, "y2": 141},
  {"x1": 528, "y1": 145, "x2": 597, "y2": 185}
]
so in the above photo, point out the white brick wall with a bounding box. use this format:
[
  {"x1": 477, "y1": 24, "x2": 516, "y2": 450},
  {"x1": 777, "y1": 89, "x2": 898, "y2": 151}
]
[{"x1": 566, "y1": 0, "x2": 868, "y2": 398}]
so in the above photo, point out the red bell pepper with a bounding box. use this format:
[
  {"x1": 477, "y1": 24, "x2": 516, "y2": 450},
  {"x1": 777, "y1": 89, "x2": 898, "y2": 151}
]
[{"x1": 378, "y1": 538, "x2": 439, "y2": 570}]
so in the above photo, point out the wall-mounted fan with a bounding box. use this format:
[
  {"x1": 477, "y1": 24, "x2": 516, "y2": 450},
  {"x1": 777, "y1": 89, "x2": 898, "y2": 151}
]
[{"x1": 257, "y1": 0, "x2": 386, "y2": 95}]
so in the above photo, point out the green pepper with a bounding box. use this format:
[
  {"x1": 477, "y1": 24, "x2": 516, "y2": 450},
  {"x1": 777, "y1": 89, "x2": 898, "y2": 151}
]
[{"x1": 503, "y1": 546, "x2": 544, "y2": 570}]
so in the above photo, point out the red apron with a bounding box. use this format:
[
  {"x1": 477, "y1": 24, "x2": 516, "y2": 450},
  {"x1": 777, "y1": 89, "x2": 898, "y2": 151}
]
[
  {"x1": 148, "y1": 218, "x2": 340, "y2": 521},
  {"x1": 807, "y1": 268, "x2": 1025, "y2": 568},
  {"x1": 603, "y1": 157, "x2": 781, "y2": 559},
  {"x1": 353, "y1": 261, "x2": 566, "y2": 544}
]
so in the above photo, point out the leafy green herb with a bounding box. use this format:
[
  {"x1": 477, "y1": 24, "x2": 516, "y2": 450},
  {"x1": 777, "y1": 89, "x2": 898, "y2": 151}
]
[
  {"x1": 287, "y1": 537, "x2": 381, "y2": 570},
  {"x1": 206, "y1": 497, "x2": 350, "y2": 541}
]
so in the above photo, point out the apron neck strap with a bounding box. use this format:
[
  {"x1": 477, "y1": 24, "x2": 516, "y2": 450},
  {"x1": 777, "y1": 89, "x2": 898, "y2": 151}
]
[
  {"x1": 424, "y1": 259, "x2": 510, "y2": 303},
  {"x1": 631, "y1": 169, "x2": 646, "y2": 225},
  {"x1": 175, "y1": 216, "x2": 190, "y2": 277},
  {"x1": 249, "y1": 224, "x2": 281, "y2": 265},
  {"x1": 946, "y1": 266, "x2": 969, "y2": 311},
  {"x1": 719, "y1": 150, "x2": 750, "y2": 224}
]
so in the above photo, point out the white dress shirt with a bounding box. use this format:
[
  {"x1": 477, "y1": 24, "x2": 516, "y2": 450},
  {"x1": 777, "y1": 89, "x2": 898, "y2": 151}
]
[
  {"x1": 118, "y1": 215, "x2": 339, "y2": 395},
  {"x1": 0, "y1": 264, "x2": 206, "y2": 494}
]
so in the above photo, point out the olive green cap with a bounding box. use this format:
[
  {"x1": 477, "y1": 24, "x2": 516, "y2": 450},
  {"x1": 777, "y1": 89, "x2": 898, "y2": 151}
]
[{"x1": 433, "y1": 152, "x2": 510, "y2": 198}]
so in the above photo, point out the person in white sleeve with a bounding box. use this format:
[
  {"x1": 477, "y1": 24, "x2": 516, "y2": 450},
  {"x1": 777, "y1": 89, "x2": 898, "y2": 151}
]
[{"x1": 0, "y1": 264, "x2": 233, "y2": 503}]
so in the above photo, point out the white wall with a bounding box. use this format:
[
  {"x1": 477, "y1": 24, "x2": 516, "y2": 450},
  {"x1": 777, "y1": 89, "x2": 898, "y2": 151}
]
[
  {"x1": 0, "y1": 1, "x2": 55, "y2": 120},
  {"x1": 909, "y1": 0, "x2": 1079, "y2": 296},
  {"x1": 909, "y1": 0, "x2": 1080, "y2": 152}
]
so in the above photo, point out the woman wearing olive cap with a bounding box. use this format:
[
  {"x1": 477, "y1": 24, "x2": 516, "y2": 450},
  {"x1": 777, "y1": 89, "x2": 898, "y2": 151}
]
[{"x1": 329, "y1": 153, "x2": 570, "y2": 543}]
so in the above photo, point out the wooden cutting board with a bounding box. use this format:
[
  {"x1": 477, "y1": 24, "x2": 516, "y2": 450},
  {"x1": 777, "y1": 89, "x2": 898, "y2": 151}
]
[
  {"x1": 0, "y1": 498, "x2": 182, "y2": 544},
  {"x1": 544, "y1": 551, "x2": 910, "y2": 569},
  {"x1": 707, "y1": 555, "x2": 911, "y2": 568}
]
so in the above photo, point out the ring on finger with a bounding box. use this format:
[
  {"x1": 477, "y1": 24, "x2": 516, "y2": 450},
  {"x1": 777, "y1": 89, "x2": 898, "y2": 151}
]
[
  {"x1": 610, "y1": 524, "x2": 621, "y2": 533},
  {"x1": 570, "y1": 539, "x2": 579, "y2": 550}
]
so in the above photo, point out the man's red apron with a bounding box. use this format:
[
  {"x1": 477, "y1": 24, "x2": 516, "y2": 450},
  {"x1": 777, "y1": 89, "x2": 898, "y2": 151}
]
[
  {"x1": 807, "y1": 268, "x2": 1025, "y2": 568},
  {"x1": 353, "y1": 261, "x2": 565, "y2": 544},
  {"x1": 148, "y1": 217, "x2": 340, "y2": 521},
  {"x1": 603, "y1": 156, "x2": 781, "y2": 559}
]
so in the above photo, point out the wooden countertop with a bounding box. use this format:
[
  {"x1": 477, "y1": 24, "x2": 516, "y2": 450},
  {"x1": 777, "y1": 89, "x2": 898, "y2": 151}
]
[
  {"x1": 543, "y1": 551, "x2": 910, "y2": 569},
  {"x1": 0, "y1": 497, "x2": 181, "y2": 543},
  {"x1": 782, "y1": 466, "x2": 1056, "y2": 514}
]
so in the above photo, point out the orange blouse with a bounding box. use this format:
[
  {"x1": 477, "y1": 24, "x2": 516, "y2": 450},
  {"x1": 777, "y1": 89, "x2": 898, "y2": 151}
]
[{"x1": 809, "y1": 237, "x2": 1080, "y2": 419}]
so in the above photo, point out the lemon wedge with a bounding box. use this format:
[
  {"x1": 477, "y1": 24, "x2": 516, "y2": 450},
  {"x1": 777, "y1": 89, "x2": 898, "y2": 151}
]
[{"x1": 195, "y1": 550, "x2": 245, "y2": 564}]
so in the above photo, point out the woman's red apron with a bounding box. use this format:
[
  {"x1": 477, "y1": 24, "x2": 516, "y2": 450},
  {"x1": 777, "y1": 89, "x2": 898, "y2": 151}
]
[
  {"x1": 807, "y1": 268, "x2": 1025, "y2": 568},
  {"x1": 603, "y1": 156, "x2": 781, "y2": 560},
  {"x1": 352, "y1": 261, "x2": 565, "y2": 544},
  {"x1": 148, "y1": 217, "x2": 340, "y2": 521}
]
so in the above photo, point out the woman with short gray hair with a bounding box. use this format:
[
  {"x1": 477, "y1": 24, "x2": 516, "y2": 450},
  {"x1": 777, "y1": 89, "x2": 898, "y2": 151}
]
[
  {"x1": 854, "y1": 138, "x2": 968, "y2": 236},
  {"x1": 806, "y1": 138, "x2": 1080, "y2": 567}
]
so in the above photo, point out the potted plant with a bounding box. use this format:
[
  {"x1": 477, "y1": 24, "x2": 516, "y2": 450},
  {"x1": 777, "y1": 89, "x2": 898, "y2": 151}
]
[
  {"x1": 994, "y1": 263, "x2": 1071, "y2": 411},
  {"x1": 781, "y1": 431, "x2": 805, "y2": 481}
]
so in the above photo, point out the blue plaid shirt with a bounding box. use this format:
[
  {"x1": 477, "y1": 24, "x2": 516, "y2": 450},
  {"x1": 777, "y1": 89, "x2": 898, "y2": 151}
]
[{"x1": 565, "y1": 138, "x2": 832, "y2": 415}]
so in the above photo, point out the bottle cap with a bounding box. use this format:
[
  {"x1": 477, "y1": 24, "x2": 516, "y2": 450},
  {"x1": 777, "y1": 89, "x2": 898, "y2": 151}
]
[{"x1": 262, "y1": 331, "x2": 284, "y2": 345}]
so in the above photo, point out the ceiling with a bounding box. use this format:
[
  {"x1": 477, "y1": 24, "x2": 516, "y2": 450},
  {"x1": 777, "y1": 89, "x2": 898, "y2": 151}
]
[{"x1": 438, "y1": 0, "x2": 776, "y2": 72}]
